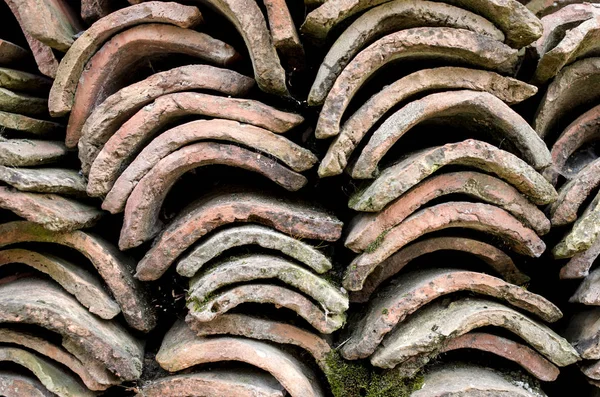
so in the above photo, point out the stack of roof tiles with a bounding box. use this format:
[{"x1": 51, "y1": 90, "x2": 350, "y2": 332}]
[{"x1": 1, "y1": 0, "x2": 599, "y2": 395}]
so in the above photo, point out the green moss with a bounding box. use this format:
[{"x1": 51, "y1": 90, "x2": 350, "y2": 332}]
[
  {"x1": 186, "y1": 293, "x2": 215, "y2": 312},
  {"x1": 324, "y1": 350, "x2": 424, "y2": 397},
  {"x1": 366, "y1": 231, "x2": 389, "y2": 253}
]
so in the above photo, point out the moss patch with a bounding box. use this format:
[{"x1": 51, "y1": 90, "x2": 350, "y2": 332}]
[
  {"x1": 324, "y1": 350, "x2": 424, "y2": 397},
  {"x1": 366, "y1": 231, "x2": 389, "y2": 253}
]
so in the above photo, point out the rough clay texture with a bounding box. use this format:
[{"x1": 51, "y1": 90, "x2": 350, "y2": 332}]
[
  {"x1": 350, "y1": 90, "x2": 551, "y2": 177},
  {"x1": 0, "y1": 278, "x2": 144, "y2": 381},
  {"x1": 118, "y1": 142, "x2": 308, "y2": 249},
  {"x1": 340, "y1": 268, "x2": 561, "y2": 359},
  {"x1": 78, "y1": 64, "x2": 254, "y2": 163},
  {"x1": 177, "y1": 224, "x2": 331, "y2": 277},
  {"x1": 0, "y1": 87, "x2": 48, "y2": 116},
  {"x1": 370, "y1": 297, "x2": 579, "y2": 369},
  {"x1": 0, "y1": 221, "x2": 156, "y2": 332},
  {"x1": 560, "y1": 235, "x2": 600, "y2": 279},
  {"x1": 65, "y1": 23, "x2": 240, "y2": 148},
  {"x1": 0, "y1": 138, "x2": 67, "y2": 167},
  {"x1": 527, "y1": 0, "x2": 600, "y2": 17},
  {"x1": 93, "y1": 119, "x2": 315, "y2": 202},
  {"x1": 186, "y1": 313, "x2": 331, "y2": 365},
  {"x1": 188, "y1": 284, "x2": 346, "y2": 334},
  {"x1": 0, "y1": 110, "x2": 62, "y2": 136},
  {"x1": 0, "y1": 187, "x2": 103, "y2": 231},
  {"x1": 0, "y1": 166, "x2": 87, "y2": 196},
  {"x1": 187, "y1": 254, "x2": 348, "y2": 314},
  {"x1": 137, "y1": 371, "x2": 285, "y2": 397},
  {"x1": 301, "y1": 0, "x2": 542, "y2": 48},
  {"x1": 263, "y1": 0, "x2": 304, "y2": 69},
  {"x1": 345, "y1": 171, "x2": 550, "y2": 253},
  {"x1": 348, "y1": 139, "x2": 558, "y2": 211},
  {"x1": 549, "y1": 157, "x2": 600, "y2": 226},
  {"x1": 533, "y1": 14, "x2": 600, "y2": 84},
  {"x1": 411, "y1": 364, "x2": 547, "y2": 397},
  {"x1": 0, "y1": 347, "x2": 93, "y2": 397},
  {"x1": 349, "y1": 237, "x2": 530, "y2": 303},
  {"x1": 570, "y1": 266, "x2": 600, "y2": 306},
  {"x1": 156, "y1": 321, "x2": 326, "y2": 397},
  {"x1": 345, "y1": 202, "x2": 546, "y2": 289},
  {"x1": 0, "y1": 40, "x2": 28, "y2": 64},
  {"x1": 0, "y1": 67, "x2": 52, "y2": 93},
  {"x1": 319, "y1": 67, "x2": 537, "y2": 177},
  {"x1": 553, "y1": 189, "x2": 600, "y2": 258},
  {"x1": 545, "y1": 103, "x2": 600, "y2": 185},
  {"x1": 307, "y1": 0, "x2": 504, "y2": 105},
  {"x1": 0, "y1": 248, "x2": 119, "y2": 319},
  {"x1": 315, "y1": 27, "x2": 519, "y2": 139},
  {"x1": 48, "y1": 1, "x2": 204, "y2": 117},
  {"x1": 84, "y1": 93, "x2": 303, "y2": 179},
  {"x1": 0, "y1": 327, "x2": 118, "y2": 390},
  {"x1": 565, "y1": 308, "x2": 600, "y2": 359},
  {"x1": 0, "y1": 371, "x2": 54, "y2": 397},
  {"x1": 534, "y1": 57, "x2": 600, "y2": 139},
  {"x1": 134, "y1": 189, "x2": 342, "y2": 280}
]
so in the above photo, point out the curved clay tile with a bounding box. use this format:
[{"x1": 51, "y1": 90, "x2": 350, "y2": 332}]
[
  {"x1": 0, "y1": 110, "x2": 62, "y2": 136},
  {"x1": 0, "y1": 248, "x2": 119, "y2": 318},
  {"x1": 370, "y1": 297, "x2": 579, "y2": 368},
  {"x1": 0, "y1": 278, "x2": 144, "y2": 380},
  {"x1": 549, "y1": 158, "x2": 600, "y2": 226},
  {"x1": 0, "y1": 371, "x2": 54, "y2": 397},
  {"x1": 156, "y1": 321, "x2": 326, "y2": 397},
  {"x1": 0, "y1": 187, "x2": 102, "y2": 231},
  {"x1": 0, "y1": 39, "x2": 29, "y2": 64},
  {"x1": 0, "y1": 347, "x2": 93, "y2": 396},
  {"x1": 65, "y1": 24, "x2": 240, "y2": 148},
  {"x1": 0, "y1": 139, "x2": 66, "y2": 167},
  {"x1": 349, "y1": 140, "x2": 557, "y2": 211},
  {"x1": 89, "y1": 118, "x2": 313, "y2": 198},
  {"x1": 0, "y1": 221, "x2": 156, "y2": 332},
  {"x1": 0, "y1": 327, "x2": 118, "y2": 391},
  {"x1": 545, "y1": 104, "x2": 600, "y2": 185},
  {"x1": 177, "y1": 224, "x2": 331, "y2": 277},
  {"x1": 527, "y1": 0, "x2": 600, "y2": 17},
  {"x1": 345, "y1": 171, "x2": 550, "y2": 253},
  {"x1": 77, "y1": 66, "x2": 254, "y2": 161},
  {"x1": 188, "y1": 284, "x2": 346, "y2": 334},
  {"x1": 398, "y1": 332, "x2": 560, "y2": 381},
  {"x1": 307, "y1": 0, "x2": 504, "y2": 105},
  {"x1": 534, "y1": 15, "x2": 600, "y2": 84},
  {"x1": 533, "y1": 3, "x2": 600, "y2": 59},
  {"x1": 570, "y1": 266, "x2": 600, "y2": 305},
  {"x1": 553, "y1": 191, "x2": 600, "y2": 258},
  {"x1": 0, "y1": 87, "x2": 47, "y2": 116},
  {"x1": 345, "y1": 203, "x2": 546, "y2": 288},
  {"x1": 534, "y1": 57, "x2": 600, "y2": 139},
  {"x1": 350, "y1": 91, "x2": 550, "y2": 177},
  {"x1": 83, "y1": 94, "x2": 304, "y2": 179},
  {"x1": 0, "y1": 67, "x2": 52, "y2": 93},
  {"x1": 118, "y1": 142, "x2": 307, "y2": 249},
  {"x1": 263, "y1": 0, "x2": 304, "y2": 69},
  {"x1": 100, "y1": 119, "x2": 314, "y2": 209},
  {"x1": 49, "y1": 1, "x2": 204, "y2": 117},
  {"x1": 137, "y1": 370, "x2": 285, "y2": 397},
  {"x1": 0, "y1": 167, "x2": 86, "y2": 196},
  {"x1": 5, "y1": 0, "x2": 82, "y2": 51},
  {"x1": 350, "y1": 237, "x2": 529, "y2": 303},
  {"x1": 411, "y1": 364, "x2": 549, "y2": 397},
  {"x1": 340, "y1": 268, "x2": 561, "y2": 359},
  {"x1": 315, "y1": 27, "x2": 519, "y2": 139},
  {"x1": 2, "y1": 2, "x2": 58, "y2": 77},
  {"x1": 186, "y1": 313, "x2": 331, "y2": 365},
  {"x1": 318, "y1": 68, "x2": 537, "y2": 177},
  {"x1": 134, "y1": 189, "x2": 342, "y2": 281},
  {"x1": 560, "y1": 237, "x2": 600, "y2": 279},
  {"x1": 301, "y1": 0, "x2": 542, "y2": 48},
  {"x1": 187, "y1": 254, "x2": 348, "y2": 315}
]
